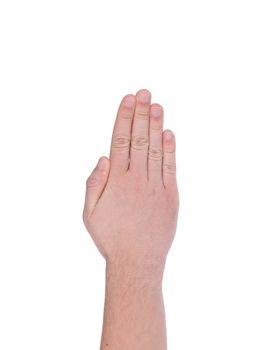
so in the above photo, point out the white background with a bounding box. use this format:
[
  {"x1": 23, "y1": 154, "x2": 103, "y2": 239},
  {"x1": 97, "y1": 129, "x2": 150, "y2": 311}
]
[{"x1": 0, "y1": 0, "x2": 270, "y2": 349}]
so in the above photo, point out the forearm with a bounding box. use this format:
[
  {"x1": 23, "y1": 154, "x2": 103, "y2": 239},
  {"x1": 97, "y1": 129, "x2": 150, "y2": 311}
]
[{"x1": 100, "y1": 258, "x2": 167, "y2": 350}]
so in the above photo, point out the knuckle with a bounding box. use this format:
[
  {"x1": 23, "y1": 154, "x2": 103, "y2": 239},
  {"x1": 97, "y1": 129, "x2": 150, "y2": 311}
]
[
  {"x1": 151, "y1": 125, "x2": 163, "y2": 131},
  {"x1": 131, "y1": 135, "x2": 149, "y2": 150},
  {"x1": 135, "y1": 110, "x2": 149, "y2": 119},
  {"x1": 112, "y1": 135, "x2": 130, "y2": 150},
  {"x1": 120, "y1": 111, "x2": 133, "y2": 120},
  {"x1": 163, "y1": 161, "x2": 176, "y2": 174},
  {"x1": 148, "y1": 147, "x2": 163, "y2": 160}
]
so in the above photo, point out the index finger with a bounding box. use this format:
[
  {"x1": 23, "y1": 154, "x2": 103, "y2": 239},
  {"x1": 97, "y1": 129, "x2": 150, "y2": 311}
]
[{"x1": 109, "y1": 94, "x2": 136, "y2": 175}]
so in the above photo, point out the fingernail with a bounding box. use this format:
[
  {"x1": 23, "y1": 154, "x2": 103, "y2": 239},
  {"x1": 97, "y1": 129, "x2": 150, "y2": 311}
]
[
  {"x1": 151, "y1": 107, "x2": 162, "y2": 118},
  {"x1": 138, "y1": 90, "x2": 151, "y2": 104},
  {"x1": 123, "y1": 95, "x2": 135, "y2": 108},
  {"x1": 164, "y1": 131, "x2": 173, "y2": 141}
]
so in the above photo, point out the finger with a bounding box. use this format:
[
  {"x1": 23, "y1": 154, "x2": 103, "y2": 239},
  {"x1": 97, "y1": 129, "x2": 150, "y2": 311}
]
[
  {"x1": 162, "y1": 130, "x2": 177, "y2": 189},
  {"x1": 83, "y1": 157, "x2": 110, "y2": 219},
  {"x1": 110, "y1": 94, "x2": 136, "y2": 175},
  {"x1": 129, "y1": 89, "x2": 151, "y2": 177},
  {"x1": 148, "y1": 103, "x2": 163, "y2": 184}
]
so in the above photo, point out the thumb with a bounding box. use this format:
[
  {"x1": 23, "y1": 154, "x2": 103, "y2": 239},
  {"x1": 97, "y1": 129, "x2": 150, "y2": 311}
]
[{"x1": 83, "y1": 156, "x2": 110, "y2": 219}]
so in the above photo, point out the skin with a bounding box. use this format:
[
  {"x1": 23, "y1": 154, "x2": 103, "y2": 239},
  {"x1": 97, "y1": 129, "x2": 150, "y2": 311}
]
[{"x1": 83, "y1": 89, "x2": 179, "y2": 349}]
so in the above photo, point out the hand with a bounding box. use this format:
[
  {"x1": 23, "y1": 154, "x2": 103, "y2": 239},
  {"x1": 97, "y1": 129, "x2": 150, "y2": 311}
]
[{"x1": 83, "y1": 89, "x2": 179, "y2": 272}]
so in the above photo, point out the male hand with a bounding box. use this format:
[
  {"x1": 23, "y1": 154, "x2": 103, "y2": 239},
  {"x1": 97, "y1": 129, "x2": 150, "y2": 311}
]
[{"x1": 83, "y1": 89, "x2": 179, "y2": 273}]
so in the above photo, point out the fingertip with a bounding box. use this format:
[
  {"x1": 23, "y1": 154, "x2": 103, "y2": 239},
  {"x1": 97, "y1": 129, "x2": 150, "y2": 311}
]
[
  {"x1": 136, "y1": 88, "x2": 151, "y2": 96},
  {"x1": 151, "y1": 103, "x2": 163, "y2": 109},
  {"x1": 121, "y1": 94, "x2": 136, "y2": 108},
  {"x1": 163, "y1": 129, "x2": 174, "y2": 139},
  {"x1": 136, "y1": 89, "x2": 152, "y2": 104},
  {"x1": 163, "y1": 130, "x2": 176, "y2": 149},
  {"x1": 98, "y1": 156, "x2": 110, "y2": 171},
  {"x1": 150, "y1": 103, "x2": 163, "y2": 118}
]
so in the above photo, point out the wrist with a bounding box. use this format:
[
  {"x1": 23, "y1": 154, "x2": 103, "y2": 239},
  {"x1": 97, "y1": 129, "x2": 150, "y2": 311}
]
[
  {"x1": 101, "y1": 255, "x2": 167, "y2": 350},
  {"x1": 105, "y1": 255, "x2": 165, "y2": 290}
]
